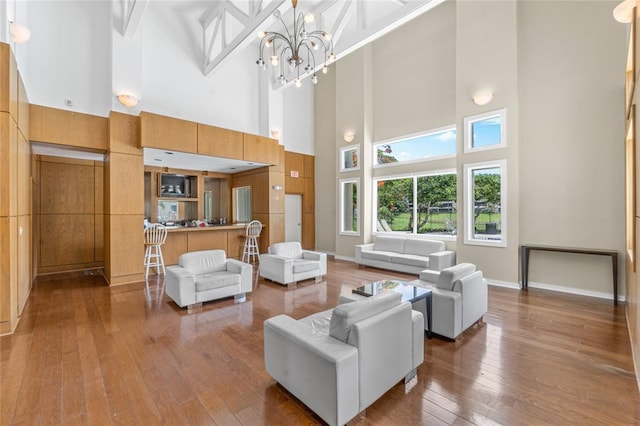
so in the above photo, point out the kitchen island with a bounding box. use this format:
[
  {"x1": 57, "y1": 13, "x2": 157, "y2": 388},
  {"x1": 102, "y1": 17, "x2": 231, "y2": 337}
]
[{"x1": 161, "y1": 224, "x2": 265, "y2": 265}]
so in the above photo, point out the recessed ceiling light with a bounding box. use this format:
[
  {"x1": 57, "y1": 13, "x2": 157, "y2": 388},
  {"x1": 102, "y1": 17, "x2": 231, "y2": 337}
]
[
  {"x1": 247, "y1": 162, "x2": 254, "y2": 165},
  {"x1": 154, "y1": 158, "x2": 163, "y2": 162},
  {"x1": 230, "y1": 167, "x2": 237, "y2": 170},
  {"x1": 164, "y1": 151, "x2": 174, "y2": 155}
]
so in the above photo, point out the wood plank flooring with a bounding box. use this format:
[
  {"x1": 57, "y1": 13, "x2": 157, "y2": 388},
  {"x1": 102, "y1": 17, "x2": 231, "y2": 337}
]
[{"x1": 1, "y1": 258, "x2": 639, "y2": 425}]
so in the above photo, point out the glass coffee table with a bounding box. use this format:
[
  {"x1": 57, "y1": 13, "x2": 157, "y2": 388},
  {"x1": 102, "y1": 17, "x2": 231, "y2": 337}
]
[{"x1": 352, "y1": 280, "x2": 432, "y2": 338}]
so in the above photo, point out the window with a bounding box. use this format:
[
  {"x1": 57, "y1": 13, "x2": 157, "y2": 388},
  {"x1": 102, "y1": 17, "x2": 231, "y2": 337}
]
[
  {"x1": 340, "y1": 178, "x2": 359, "y2": 235},
  {"x1": 464, "y1": 108, "x2": 506, "y2": 153},
  {"x1": 373, "y1": 126, "x2": 457, "y2": 167},
  {"x1": 340, "y1": 145, "x2": 359, "y2": 171},
  {"x1": 464, "y1": 160, "x2": 506, "y2": 246},
  {"x1": 374, "y1": 171, "x2": 457, "y2": 237}
]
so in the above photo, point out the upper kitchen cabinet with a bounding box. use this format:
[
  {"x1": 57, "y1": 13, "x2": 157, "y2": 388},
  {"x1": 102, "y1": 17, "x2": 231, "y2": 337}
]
[
  {"x1": 198, "y1": 123, "x2": 243, "y2": 159},
  {"x1": 30, "y1": 105, "x2": 108, "y2": 151},
  {"x1": 140, "y1": 111, "x2": 197, "y2": 152},
  {"x1": 243, "y1": 134, "x2": 279, "y2": 165}
]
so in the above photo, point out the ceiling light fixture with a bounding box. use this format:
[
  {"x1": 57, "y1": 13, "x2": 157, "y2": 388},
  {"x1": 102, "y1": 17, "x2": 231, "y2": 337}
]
[
  {"x1": 257, "y1": 0, "x2": 334, "y2": 88},
  {"x1": 117, "y1": 93, "x2": 139, "y2": 108},
  {"x1": 9, "y1": 21, "x2": 31, "y2": 44},
  {"x1": 343, "y1": 131, "x2": 356, "y2": 143}
]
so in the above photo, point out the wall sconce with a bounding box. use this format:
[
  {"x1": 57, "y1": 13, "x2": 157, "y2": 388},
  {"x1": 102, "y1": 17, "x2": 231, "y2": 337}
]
[
  {"x1": 613, "y1": 0, "x2": 636, "y2": 23},
  {"x1": 272, "y1": 185, "x2": 283, "y2": 191},
  {"x1": 9, "y1": 21, "x2": 31, "y2": 44},
  {"x1": 343, "y1": 131, "x2": 356, "y2": 143},
  {"x1": 270, "y1": 129, "x2": 280, "y2": 139},
  {"x1": 472, "y1": 90, "x2": 493, "y2": 106},
  {"x1": 117, "y1": 93, "x2": 139, "y2": 108}
]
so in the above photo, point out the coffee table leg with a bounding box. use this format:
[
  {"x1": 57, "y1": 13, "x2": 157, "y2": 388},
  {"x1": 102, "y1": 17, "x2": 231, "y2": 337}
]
[{"x1": 426, "y1": 293, "x2": 432, "y2": 339}]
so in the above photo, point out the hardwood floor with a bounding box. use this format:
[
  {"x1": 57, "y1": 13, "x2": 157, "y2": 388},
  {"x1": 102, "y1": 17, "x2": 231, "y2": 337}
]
[{"x1": 1, "y1": 258, "x2": 639, "y2": 425}]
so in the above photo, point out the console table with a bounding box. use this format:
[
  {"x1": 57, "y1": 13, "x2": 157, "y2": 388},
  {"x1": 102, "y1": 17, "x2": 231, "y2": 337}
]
[{"x1": 520, "y1": 245, "x2": 618, "y2": 305}]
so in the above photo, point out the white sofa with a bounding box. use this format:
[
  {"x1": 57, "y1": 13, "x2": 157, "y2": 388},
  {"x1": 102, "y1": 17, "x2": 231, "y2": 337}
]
[
  {"x1": 259, "y1": 241, "x2": 327, "y2": 285},
  {"x1": 409, "y1": 263, "x2": 488, "y2": 339},
  {"x1": 165, "y1": 249, "x2": 252, "y2": 309},
  {"x1": 355, "y1": 235, "x2": 455, "y2": 275},
  {"x1": 264, "y1": 292, "x2": 424, "y2": 426}
]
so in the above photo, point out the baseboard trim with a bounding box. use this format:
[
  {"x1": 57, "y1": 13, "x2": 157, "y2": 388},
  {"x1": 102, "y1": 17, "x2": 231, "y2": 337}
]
[{"x1": 487, "y1": 279, "x2": 623, "y2": 303}]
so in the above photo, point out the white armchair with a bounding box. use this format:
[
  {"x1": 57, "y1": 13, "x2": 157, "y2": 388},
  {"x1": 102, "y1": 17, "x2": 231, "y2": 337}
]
[
  {"x1": 259, "y1": 241, "x2": 327, "y2": 285},
  {"x1": 264, "y1": 292, "x2": 424, "y2": 426},
  {"x1": 411, "y1": 263, "x2": 488, "y2": 339},
  {"x1": 165, "y1": 249, "x2": 252, "y2": 309}
]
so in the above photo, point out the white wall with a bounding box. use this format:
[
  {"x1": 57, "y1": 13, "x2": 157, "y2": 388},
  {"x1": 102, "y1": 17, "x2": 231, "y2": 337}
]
[
  {"x1": 283, "y1": 82, "x2": 314, "y2": 155},
  {"x1": 20, "y1": 0, "x2": 112, "y2": 116}
]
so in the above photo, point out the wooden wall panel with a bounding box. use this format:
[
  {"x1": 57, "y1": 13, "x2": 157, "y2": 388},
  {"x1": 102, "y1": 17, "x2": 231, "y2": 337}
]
[
  {"x1": 269, "y1": 213, "x2": 285, "y2": 246},
  {"x1": 109, "y1": 112, "x2": 141, "y2": 155},
  {"x1": 270, "y1": 171, "x2": 285, "y2": 215},
  {"x1": 40, "y1": 214, "x2": 95, "y2": 267},
  {"x1": 188, "y1": 231, "x2": 227, "y2": 253},
  {"x1": 243, "y1": 134, "x2": 279, "y2": 165},
  {"x1": 0, "y1": 217, "x2": 17, "y2": 331},
  {"x1": 303, "y1": 178, "x2": 315, "y2": 214},
  {"x1": 17, "y1": 132, "x2": 30, "y2": 216},
  {"x1": 18, "y1": 74, "x2": 28, "y2": 140},
  {"x1": 95, "y1": 214, "x2": 104, "y2": 262},
  {"x1": 285, "y1": 175, "x2": 304, "y2": 194},
  {"x1": 139, "y1": 111, "x2": 197, "y2": 152},
  {"x1": 29, "y1": 105, "x2": 108, "y2": 151},
  {"x1": 0, "y1": 43, "x2": 18, "y2": 117},
  {"x1": 271, "y1": 145, "x2": 285, "y2": 173},
  {"x1": 17, "y1": 215, "x2": 30, "y2": 312},
  {"x1": 302, "y1": 213, "x2": 315, "y2": 250},
  {"x1": 0, "y1": 113, "x2": 16, "y2": 217},
  {"x1": 107, "y1": 152, "x2": 143, "y2": 215},
  {"x1": 198, "y1": 124, "x2": 243, "y2": 159},
  {"x1": 161, "y1": 232, "x2": 188, "y2": 267},
  {"x1": 252, "y1": 171, "x2": 270, "y2": 215},
  {"x1": 303, "y1": 154, "x2": 315, "y2": 179},
  {"x1": 286, "y1": 151, "x2": 305, "y2": 178},
  {"x1": 40, "y1": 159, "x2": 95, "y2": 214},
  {"x1": 108, "y1": 214, "x2": 145, "y2": 276}
]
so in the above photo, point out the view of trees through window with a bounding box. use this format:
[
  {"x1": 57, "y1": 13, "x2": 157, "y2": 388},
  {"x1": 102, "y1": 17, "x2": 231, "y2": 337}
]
[
  {"x1": 471, "y1": 167, "x2": 502, "y2": 238},
  {"x1": 376, "y1": 173, "x2": 457, "y2": 235}
]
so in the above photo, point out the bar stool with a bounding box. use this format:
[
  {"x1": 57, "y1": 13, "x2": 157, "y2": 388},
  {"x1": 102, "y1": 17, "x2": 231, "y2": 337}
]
[
  {"x1": 144, "y1": 224, "x2": 168, "y2": 279},
  {"x1": 242, "y1": 220, "x2": 262, "y2": 263}
]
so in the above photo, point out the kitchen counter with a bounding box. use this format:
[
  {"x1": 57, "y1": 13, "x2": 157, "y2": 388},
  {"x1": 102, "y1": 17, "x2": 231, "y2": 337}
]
[{"x1": 165, "y1": 223, "x2": 250, "y2": 232}]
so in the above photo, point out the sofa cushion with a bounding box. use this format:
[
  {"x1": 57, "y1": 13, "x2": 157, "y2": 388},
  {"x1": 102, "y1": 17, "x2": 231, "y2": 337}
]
[
  {"x1": 329, "y1": 291, "x2": 402, "y2": 343},
  {"x1": 270, "y1": 242, "x2": 303, "y2": 259},
  {"x1": 298, "y1": 308, "x2": 333, "y2": 336},
  {"x1": 374, "y1": 236, "x2": 405, "y2": 254},
  {"x1": 390, "y1": 253, "x2": 430, "y2": 268},
  {"x1": 436, "y1": 263, "x2": 477, "y2": 291},
  {"x1": 195, "y1": 271, "x2": 241, "y2": 291},
  {"x1": 292, "y1": 259, "x2": 320, "y2": 274},
  {"x1": 179, "y1": 250, "x2": 227, "y2": 275},
  {"x1": 403, "y1": 238, "x2": 445, "y2": 256},
  {"x1": 361, "y1": 250, "x2": 394, "y2": 263}
]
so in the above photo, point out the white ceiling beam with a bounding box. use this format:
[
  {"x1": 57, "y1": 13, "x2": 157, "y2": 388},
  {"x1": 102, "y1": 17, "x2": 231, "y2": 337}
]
[{"x1": 121, "y1": 0, "x2": 148, "y2": 38}]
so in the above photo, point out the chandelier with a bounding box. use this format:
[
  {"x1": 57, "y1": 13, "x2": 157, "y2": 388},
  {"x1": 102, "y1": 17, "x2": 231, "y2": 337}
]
[{"x1": 256, "y1": 0, "x2": 335, "y2": 87}]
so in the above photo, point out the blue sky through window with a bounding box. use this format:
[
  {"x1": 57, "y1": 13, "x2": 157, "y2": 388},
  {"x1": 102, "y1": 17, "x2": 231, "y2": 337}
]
[
  {"x1": 375, "y1": 128, "x2": 456, "y2": 165},
  {"x1": 471, "y1": 116, "x2": 501, "y2": 148}
]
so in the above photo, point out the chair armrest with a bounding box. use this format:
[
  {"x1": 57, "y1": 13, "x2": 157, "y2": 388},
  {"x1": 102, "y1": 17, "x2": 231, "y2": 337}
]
[
  {"x1": 454, "y1": 271, "x2": 488, "y2": 329},
  {"x1": 264, "y1": 315, "x2": 359, "y2": 426},
  {"x1": 165, "y1": 266, "x2": 196, "y2": 307},
  {"x1": 259, "y1": 254, "x2": 295, "y2": 284},
  {"x1": 411, "y1": 310, "x2": 425, "y2": 369},
  {"x1": 355, "y1": 243, "x2": 374, "y2": 261},
  {"x1": 302, "y1": 250, "x2": 327, "y2": 275},
  {"x1": 226, "y1": 259, "x2": 253, "y2": 293},
  {"x1": 428, "y1": 250, "x2": 456, "y2": 271}
]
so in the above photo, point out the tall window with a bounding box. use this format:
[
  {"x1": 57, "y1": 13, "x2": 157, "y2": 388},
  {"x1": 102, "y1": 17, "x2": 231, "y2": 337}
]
[
  {"x1": 464, "y1": 160, "x2": 506, "y2": 246},
  {"x1": 373, "y1": 126, "x2": 457, "y2": 166},
  {"x1": 340, "y1": 178, "x2": 359, "y2": 235},
  {"x1": 375, "y1": 171, "x2": 457, "y2": 237}
]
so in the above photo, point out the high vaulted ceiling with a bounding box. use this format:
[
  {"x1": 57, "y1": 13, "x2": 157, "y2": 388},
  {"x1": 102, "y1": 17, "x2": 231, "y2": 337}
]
[{"x1": 116, "y1": 0, "x2": 445, "y2": 86}]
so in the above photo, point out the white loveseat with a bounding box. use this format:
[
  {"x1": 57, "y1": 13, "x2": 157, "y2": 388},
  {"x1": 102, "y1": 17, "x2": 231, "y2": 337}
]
[
  {"x1": 264, "y1": 292, "x2": 424, "y2": 426},
  {"x1": 355, "y1": 235, "x2": 455, "y2": 275},
  {"x1": 409, "y1": 263, "x2": 488, "y2": 339},
  {"x1": 165, "y1": 250, "x2": 252, "y2": 309},
  {"x1": 259, "y1": 241, "x2": 327, "y2": 285}
]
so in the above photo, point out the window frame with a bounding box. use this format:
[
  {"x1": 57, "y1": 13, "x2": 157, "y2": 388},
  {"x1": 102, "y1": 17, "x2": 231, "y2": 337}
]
[
  {"x1": 339, "y1": 177, "x2": 360, "y2": 236},
  {"x1": 463, "y1": 159, "x2": 507, "y2": 247},
  {"x1": 372, "y1": 125, "x2": 457, "y2": 169},
  {"x1": 339, "y1": 145, "x2": 360, "y2": 172},
  {"x1": 463, "y1": 108, "x2": 507, "y2": 153},
  {"x1": 372, "y1": 168, "x2": 457, "y2": 241}
]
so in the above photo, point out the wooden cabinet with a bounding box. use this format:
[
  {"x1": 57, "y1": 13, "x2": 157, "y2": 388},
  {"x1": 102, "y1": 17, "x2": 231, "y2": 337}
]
[
  {"x1": 140, "y1": 111, "x2": 197, "y2": 152},
  {"x1": 198, "y1": 124, "x2": 244, "y2": 159},
  {"x1": 30, "y1": 105, "x2": 108, "y2": 150},
  {"x1": 243, "y1": 133, "x2": 280, "y2": 165}
]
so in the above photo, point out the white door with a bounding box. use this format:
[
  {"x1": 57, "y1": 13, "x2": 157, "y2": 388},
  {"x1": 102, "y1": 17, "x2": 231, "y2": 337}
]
[{"x1": 285, "y1": 194, "x2": 302, "y2": 242}]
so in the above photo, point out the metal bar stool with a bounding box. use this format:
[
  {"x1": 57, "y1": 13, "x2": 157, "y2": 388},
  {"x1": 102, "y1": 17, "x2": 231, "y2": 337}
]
[
  {"x1": 242, "y1": 220, "x2": 262, "y2": 264},
  {"x1": 144, "y1": 224, "x2": 168, "y2": 279}
]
